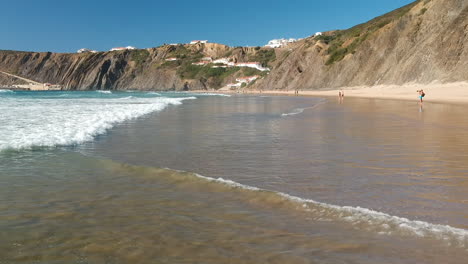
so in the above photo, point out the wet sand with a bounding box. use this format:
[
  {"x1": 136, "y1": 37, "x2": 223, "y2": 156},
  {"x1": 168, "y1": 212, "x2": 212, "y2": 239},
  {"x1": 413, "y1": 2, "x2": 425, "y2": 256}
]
[{"x1": 207, "y1": 82, "x2": 468, "y2": 104}]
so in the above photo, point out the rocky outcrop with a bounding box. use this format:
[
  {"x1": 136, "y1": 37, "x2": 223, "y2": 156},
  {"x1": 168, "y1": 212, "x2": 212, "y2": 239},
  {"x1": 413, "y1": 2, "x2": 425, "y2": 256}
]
[
  {"x1": 0, "y1": 44, "x2": 268, "y2": 90},
  {"x1": 255, "y1": 0, "x2": 468, "y2": 90}
]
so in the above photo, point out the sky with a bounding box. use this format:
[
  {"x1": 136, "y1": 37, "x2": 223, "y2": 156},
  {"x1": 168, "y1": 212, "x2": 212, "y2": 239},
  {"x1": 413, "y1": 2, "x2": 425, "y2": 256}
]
[{"x1": 0, "y1": 0, "x2": 416, "y2": 53}]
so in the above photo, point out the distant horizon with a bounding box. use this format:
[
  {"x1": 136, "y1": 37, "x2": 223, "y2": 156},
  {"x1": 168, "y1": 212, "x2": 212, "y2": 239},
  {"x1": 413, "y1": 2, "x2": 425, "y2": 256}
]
[{"x1": 1, "y1": 0, "x2": 415, "y2": 53}]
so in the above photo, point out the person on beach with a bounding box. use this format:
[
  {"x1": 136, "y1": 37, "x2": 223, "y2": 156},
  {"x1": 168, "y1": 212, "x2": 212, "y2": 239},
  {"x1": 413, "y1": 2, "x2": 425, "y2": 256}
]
[{"x1": 417, "y1": 89, "x2": 425, "y2": 103}]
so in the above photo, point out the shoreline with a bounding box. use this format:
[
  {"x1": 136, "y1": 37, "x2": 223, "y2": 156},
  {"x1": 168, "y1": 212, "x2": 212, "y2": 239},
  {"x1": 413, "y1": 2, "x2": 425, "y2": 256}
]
[{"x1": 196, "y1": 82, "x2": 468, "y2": 105}]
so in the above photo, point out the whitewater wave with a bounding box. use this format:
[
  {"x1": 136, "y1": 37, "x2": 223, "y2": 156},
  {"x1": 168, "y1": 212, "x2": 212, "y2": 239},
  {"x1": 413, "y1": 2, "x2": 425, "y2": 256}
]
[
  {"x1": 147, "y1": 92, "x2": 161, "y2": 96},
  {"x1": 0, "y1": 96, "x2": 195, "y2": 151},
  {"x1": 281, "y1": 100, "x2": 327, "y2": 117},
  {"x1": 96, "y1": 90, "x2": 112, "y2": 94},
  {"x1": 0, "y1": 89, "x2": 13, "y2": 93},
  {"x1": 190, "y1": 172, "x2": 468, "y2": 247},
  {"x1": 196, "y1": 93, "x2": 231, "y2": 97}
]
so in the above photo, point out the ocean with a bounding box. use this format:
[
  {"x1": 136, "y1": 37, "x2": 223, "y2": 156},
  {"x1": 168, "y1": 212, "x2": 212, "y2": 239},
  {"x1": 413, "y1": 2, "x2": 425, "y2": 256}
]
[{"x1": 1, "y1": 90, "x2": 468, "y2": 263}]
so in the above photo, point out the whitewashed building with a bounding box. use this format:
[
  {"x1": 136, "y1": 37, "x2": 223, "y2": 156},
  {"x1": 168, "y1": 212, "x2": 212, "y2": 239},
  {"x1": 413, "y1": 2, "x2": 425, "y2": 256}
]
[
  {"x1": 265, "y1": 38, "x2": 298, "y2": 48},
  {"x1": 190, "y1": 40, "x2": 208, "y2": 44},
  {"x1": 110, "y1": 46, "x2": 137, "y2": 51},
  {"x1": 77, "y1": 48, "x2": 98, "y2": 53},
  {"x1": 165, "y1": 57, "x2": 178, "y2": 61}
]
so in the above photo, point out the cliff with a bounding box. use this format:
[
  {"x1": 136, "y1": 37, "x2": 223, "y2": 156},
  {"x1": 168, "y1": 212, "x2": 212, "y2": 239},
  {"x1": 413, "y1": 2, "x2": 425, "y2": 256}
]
[
  {"x1": 255, "y1": 0, "x2": 468, "y2": 90},
  {"x1": 0, "y1": 44, "x2": 275, "y2": 90},
  {"x1": 0, "y1": 0, "x2": 467, "y2": 91}
]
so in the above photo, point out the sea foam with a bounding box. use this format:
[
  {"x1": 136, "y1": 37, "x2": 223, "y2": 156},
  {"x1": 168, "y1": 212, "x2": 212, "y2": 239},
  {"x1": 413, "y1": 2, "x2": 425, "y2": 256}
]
[
  {"x1": 281, "y1": 100, "x2": 327, "y2": 117},
  {"x1": 188, "y1": 172, "x2": 468, "y2": 247},
  {"x1": 0, "y1": 95, "x2": 195, "y2": 151}
]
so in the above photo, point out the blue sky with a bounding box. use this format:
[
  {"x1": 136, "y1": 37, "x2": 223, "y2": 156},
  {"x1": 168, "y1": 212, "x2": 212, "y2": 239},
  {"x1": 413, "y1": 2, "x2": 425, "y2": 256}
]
[{"x1": 1, "y1": 0, "x2": 415, "y2": 53}]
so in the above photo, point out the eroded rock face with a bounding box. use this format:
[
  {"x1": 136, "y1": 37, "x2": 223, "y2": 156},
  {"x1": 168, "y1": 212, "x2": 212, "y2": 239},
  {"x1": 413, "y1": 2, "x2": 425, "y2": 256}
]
[
  {"x1": 0, "y1": 44, "x2": 236, "y2": 90},
  {"x1": 0, "y1": 0, "x2": 467, "y2": 91},
  {"x1": 256, "y1": 0, "x2": 468, "y2": 90}
]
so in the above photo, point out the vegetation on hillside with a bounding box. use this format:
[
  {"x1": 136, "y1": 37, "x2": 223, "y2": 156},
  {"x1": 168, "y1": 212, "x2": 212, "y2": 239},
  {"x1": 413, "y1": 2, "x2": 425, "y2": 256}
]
[
  {"x1": 315, "y1": 0, "x2": 419, "y2": 65},
  {"x1": 247, "y1": 49, "x2": 276, "y2": 67},
  {"x1": 130, "y1": 49, "x2": 150, "y2": 67}
]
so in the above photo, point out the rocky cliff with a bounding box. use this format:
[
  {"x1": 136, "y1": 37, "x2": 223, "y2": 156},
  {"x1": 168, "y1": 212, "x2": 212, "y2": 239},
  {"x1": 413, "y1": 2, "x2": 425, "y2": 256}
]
[
  {"x1": 0, "y1": 0, "x2": 466, "y2": 91},
  {"x1": 0, "y1": 44, "x2": 275, "y2": 90},
  {"x1": 255, "y1": 0, "x2": 468, "y2": 90}
]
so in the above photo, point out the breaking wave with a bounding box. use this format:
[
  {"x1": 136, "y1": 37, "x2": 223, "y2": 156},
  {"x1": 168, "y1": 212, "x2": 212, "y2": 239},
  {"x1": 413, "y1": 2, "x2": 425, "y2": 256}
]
[
  {"x1": 0, "y1": 95, "x2": 195, "y2": 151},
  {"x1": 183, "y1": 171, "x2": 468, "y2": 247}
]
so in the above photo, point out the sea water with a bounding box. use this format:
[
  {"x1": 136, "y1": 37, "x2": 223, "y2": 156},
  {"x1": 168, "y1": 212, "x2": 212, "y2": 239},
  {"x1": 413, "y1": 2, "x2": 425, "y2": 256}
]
[{"x1": 1, "y1": 91, "x2": 468, "y2": 263}]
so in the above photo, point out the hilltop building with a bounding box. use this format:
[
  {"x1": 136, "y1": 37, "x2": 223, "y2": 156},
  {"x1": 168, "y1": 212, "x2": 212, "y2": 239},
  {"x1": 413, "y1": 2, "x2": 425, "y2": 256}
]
[
  {"x1": 190, "y1": 40, "x2": 208, "y2": 44},
  {"x1": 165, "y1": 57, "x2": 178, "y2": 61},
  {"x1": 110, "y1": 46, "x2": 136, "y2": 51},
  {"x1": 77, "y1": 48, "x2": 98, "y2": 53},
  {"x1": 265, "y1": 38, "x2": 298, "y2": 48}
]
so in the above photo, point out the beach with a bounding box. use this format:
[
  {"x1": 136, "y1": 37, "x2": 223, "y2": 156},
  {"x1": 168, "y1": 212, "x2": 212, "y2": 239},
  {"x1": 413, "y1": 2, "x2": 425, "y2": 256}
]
[
  {"x1": 1, "y1": 91, "x2": 468, "y2": 263},
  {"x1": 211, "y1": 82, "x2": 468, "y2": 105}
]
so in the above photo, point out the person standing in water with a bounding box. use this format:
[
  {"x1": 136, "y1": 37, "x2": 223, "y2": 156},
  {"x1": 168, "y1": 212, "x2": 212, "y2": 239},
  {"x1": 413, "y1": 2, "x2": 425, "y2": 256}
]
[
  {"x1": 417, "y1": 89, "x2": 425, "y2": 103},
  {"x1": 338, "y1": 90, "x2": 344, "y2": 104}
]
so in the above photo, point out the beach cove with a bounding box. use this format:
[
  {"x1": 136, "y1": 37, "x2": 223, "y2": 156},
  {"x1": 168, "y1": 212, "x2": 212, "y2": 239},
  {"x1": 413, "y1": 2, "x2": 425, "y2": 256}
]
[{"x1": 1, "y1": 90, "x2": 468, "y2": 263}]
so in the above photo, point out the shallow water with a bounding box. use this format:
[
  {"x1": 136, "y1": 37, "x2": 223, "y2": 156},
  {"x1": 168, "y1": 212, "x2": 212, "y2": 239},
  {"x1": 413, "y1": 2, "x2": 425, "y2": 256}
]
[{"x1": 1, "y1": 92, "x2": 468, "y2": 263}]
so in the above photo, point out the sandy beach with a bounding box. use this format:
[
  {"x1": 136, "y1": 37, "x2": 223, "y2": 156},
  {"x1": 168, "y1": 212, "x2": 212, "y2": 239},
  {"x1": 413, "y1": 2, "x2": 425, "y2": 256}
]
[{"x1": 208, "y1": 82, "x2": 468, "y2": 104}]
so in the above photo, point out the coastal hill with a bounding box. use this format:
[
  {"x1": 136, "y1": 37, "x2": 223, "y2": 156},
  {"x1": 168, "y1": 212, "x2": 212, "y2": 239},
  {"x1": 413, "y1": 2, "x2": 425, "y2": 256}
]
[
  {"x1": 255, "y1": 0, "x2": 468, "y2": 90},
  {"x1": 0, "y1": 44, "x2": 276, "y2": 90},
  {"x1": 0, "y1": 0, "x2": 466, "y2": 91}
]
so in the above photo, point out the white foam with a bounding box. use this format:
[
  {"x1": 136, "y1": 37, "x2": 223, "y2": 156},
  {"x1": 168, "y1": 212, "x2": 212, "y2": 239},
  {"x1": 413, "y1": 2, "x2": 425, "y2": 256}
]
[
  {"x1": 187, "y1": 172, "x2": 468, "y2": 247},
  {"x1": 148, "y1": 92, "x2": 161, "y2": 96},
  {"x1": 96, "y1": 90, "x2": 112, "y2": 94},
  {"x1": 0, "y1": 96, "x2": 195, "y2": 151},
  {"x1": 281, "y1": 108, "x2": 306, "y2": 117},
  {"x1": 281, "y1": 100, "x2": 327, "y2": 117},
  {"x1": 196, "y1": 93, "x2": 231, "y2": 97},
  {"x1": 0, "y1": 89, "x2": 13, "y2": 93}
]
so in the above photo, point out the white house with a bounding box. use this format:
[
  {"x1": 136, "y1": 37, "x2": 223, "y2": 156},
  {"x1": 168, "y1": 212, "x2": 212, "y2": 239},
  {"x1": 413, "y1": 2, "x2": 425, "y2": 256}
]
[
  {"x1": 201, "y1": 57, "x2": 212, "y2": 62},
  {"x1": 314, "y1": 32, "x2": 323, "y2": 36},
  {"x1": 165, "y1": 57, "x2": 178, "y2": 61},
  {"x1": 265, "y1": 38, "x2": 298, "y2": 48},
  {"x1": 235, "y1": 62, "x2": 270, "y2": 71},
  {"x1": 77, "y1": 48, "x2": 98, "y2": 53},
  {"x1": 110, "y1": 46, "x2": 137, "y2": 51},
  {"x1": 190, "y1": 40, "x2": 208, "y2": 44}
]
